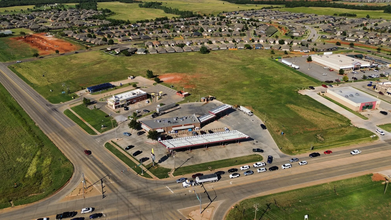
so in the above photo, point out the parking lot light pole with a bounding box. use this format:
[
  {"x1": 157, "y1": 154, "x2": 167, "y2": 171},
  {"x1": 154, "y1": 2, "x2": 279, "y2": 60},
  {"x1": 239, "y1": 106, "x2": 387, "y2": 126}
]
[{"x1": 194, "y1": 190, "x2": 202, "y2": 214}]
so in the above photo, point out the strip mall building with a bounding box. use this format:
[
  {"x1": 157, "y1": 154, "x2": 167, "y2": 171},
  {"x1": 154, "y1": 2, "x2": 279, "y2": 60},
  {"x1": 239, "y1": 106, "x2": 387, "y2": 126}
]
[{"x1": 107, "y1": 89, "x2": 147, "y2": 109}]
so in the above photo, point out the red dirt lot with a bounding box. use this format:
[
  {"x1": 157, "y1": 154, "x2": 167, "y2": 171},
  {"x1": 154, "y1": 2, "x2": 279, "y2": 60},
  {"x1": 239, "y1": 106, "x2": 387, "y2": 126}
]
[
  {"x1": 12, "y1": 33, "x2": 78, "y2": 55},
  {"x1": 159, "y1": 73, "x2": 196, "y2": 88},
  {"x1": 372, "y1": 173, "x2": 386, "y2": 182}
]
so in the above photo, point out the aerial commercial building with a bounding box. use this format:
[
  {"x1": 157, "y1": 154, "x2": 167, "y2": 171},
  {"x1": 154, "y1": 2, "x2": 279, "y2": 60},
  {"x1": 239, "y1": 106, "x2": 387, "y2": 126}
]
[
  {"x1": 326, "y1": 87, "x2": 380, "y2": 112},
  {"x1": 107, "y1": 89, "x2": 147, "y2": 109},
  {"x1": 312, "y1": 54, "x2": 370, "y2": 71}
]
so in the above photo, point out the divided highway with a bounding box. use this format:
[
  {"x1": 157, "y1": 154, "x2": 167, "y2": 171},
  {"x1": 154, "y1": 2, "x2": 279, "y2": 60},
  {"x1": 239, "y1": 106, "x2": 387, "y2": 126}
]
[{"x1": 0, "y1": 62, "x2": 390, "y2": 220}]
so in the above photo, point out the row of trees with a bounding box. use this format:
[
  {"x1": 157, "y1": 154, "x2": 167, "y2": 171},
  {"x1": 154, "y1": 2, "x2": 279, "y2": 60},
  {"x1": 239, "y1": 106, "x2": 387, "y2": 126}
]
[{"x1": 138, "y1": 2, "x2": 199, "y2": 18}]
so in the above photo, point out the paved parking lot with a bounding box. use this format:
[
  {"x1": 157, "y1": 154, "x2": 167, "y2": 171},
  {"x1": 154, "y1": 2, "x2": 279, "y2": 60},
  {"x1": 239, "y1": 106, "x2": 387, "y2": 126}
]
[
  {"x1": 110, "y1": 101, "x2": 282, "y2": 170},
  {"x1": 282, "y1": 57, "x2": 388, "y2": 82}
]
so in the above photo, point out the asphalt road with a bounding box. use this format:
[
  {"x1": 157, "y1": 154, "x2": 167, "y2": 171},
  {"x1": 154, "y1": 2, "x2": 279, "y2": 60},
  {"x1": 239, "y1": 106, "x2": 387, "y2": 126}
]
[
  {"x1": 1, "y1": 61, "x2": 391, "y2": 220},
  {"x1": 304, "y1": 25, "x2": 319, "y2": 42}
]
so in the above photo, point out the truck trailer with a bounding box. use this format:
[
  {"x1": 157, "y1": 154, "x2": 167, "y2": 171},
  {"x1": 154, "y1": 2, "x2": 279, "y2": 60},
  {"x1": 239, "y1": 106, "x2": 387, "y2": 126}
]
[
  {"x1": 239, "y1": 106, "x2": 253, "y2": 116},
  {"x1": 182, "y1": 174, "x2": 219, "y2": 187}
]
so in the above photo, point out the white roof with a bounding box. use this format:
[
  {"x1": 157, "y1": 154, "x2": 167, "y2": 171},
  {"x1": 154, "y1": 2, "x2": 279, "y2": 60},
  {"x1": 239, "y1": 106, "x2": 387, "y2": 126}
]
[
  {"x1": 198, "y1": 113, "x2": 216, "y2": 123},
  {"x1": 328, "y1": 87, "x2": 379, "y2": 104},
  {"x1": 108, "y1": 89, "x2": 146, "y2": 102},
  {"x1": 159, "y1": 130, "x2": 249, "y2": 149},
  {"x1": 209, "y1": 104, "x2": 232, "y2": 115},
  {"x1": 312, "y1": 54, "x2": 370, "y2": 70}
]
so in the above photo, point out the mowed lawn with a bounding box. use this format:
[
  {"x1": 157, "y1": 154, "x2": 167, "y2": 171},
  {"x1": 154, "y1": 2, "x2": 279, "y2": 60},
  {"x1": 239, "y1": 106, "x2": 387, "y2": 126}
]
[
  {"x1": 0, "y1": 37, "x2": 38, "y2": 62},
  {"x1": 143, "y1": 0, "x2": 273, "y2": 15},
  {"x1": 276, "y1": 7, "x2": 391, "y2": 19},
  {"x1": 10, "y1": 50, "x2": 374, "y2": 154},
  {"x1": 226, "y1": 175, "x2": 391, "y2": 220},
  {"x1": 0, "y1": 83, "x2": 72, "y2": 209},
  {"x1": 71, "y1": 104, "x2": 117, "y2": 132},
  {"x1": 97, "y1": 2, "x2": 176, "y2": 21}
]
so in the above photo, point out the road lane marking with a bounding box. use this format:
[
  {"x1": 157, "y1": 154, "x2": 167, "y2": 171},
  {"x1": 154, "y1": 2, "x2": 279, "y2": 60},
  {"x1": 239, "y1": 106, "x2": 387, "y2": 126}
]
[{"x1": 166, "y1": 186, "x2": 174, "y2": 194}]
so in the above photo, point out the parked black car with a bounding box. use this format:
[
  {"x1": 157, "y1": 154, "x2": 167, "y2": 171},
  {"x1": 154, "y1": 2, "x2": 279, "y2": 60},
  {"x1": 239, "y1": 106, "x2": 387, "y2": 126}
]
[
  {"x1": 269, "y1": 166, "x2": 279, "y2": 171},
  {"x1": 228, "y1": 168, "x2": 238, "y2": 173},
  {"x1": 252, "y1": 148, "x2": 264, "y2": 153},
  {"x1": 309, "y1": 86, "x2": 315, "y2": 90},
  {"x1": 89, "y1": 213, "x2": 103, "y2": 219},
  {"x1": 380, "y1": 111, "x2": 388, "y2": 115},
  {"x1": 260, "y1": 124, "x2": 267, "y2": 130},
  {"x1": 139, "y1": 157, "x2": 149, "y2": 163},
  {"x1": 309, "y1": 152, "x2": 321, "y2": 158},
  {"x1": 133, "y1": 150, "x2": 142, "y2": 157},
  {"x1": 56, "y1": 211, "x2": 77, "y2": 220},
  {"x1": 125, "y1": 145, "x2": 134, "y2": 150},
  {"x1": 267, "y1": 155, "x2": 273, "y2": 164}
]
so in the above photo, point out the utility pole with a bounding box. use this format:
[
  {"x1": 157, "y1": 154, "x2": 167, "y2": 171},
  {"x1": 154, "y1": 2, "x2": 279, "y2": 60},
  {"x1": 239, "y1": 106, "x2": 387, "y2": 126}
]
[{"x1": 253, "y1": 203, "x2": 258, "y2": 220}]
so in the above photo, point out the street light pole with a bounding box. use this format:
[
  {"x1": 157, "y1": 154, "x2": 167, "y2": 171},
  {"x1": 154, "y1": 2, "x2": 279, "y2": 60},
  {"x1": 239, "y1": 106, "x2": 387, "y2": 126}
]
[{"x1": 194, "y1": 190, "x2": 202, "y2": 214}]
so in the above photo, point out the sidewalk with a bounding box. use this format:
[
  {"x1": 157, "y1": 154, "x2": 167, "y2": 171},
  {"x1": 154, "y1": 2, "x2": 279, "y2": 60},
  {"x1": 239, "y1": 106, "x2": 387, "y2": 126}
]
[{"x1": 67, "y1": 107, "x2": 101, "y2": 135}]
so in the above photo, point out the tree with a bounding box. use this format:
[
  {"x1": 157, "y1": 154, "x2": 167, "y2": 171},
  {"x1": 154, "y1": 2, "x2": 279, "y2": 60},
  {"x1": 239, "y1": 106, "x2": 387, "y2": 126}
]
[
  {"x1": 284, "y1": 50, "x2": 288, "y2": 55},
  {"x1": 362, "y1": 74, "x2": 367, "y2": 79},
  {"x1": 55, "y1": 50, "x2": 59, "y2": 54},
  {"x1": 102, "y1": 37, "x2": 107, "y2": 42},
  {"x1": 128, "y1": 118, "x2": 141, "y2": 130},
  {"x1": 33, "y1": 53, "x2": 39, "y2": 57},
  {"x1": 377, "y1": 47, "x2": 381, "y2": 53},
  {"x1": 200, "y1": 46, "x2": 209, "y2": 54},
  {"x1": 339, "y1": 69, "x2": 344, "y2": 75},
  {"x1": 349, "y1": 42, "x2": 354, "y2": 48},
  {"x1": 20, "y1": 31, "x2": 26, "y2": 36},
  {"x1": 342, "y1": 31, "x2": 347, "y2": 36},
  {"x1": 83, "y1": 97, "x2": 91, "y2": 106},
  {"x1": 271, "y1": 49, "x2": 275, "y2": 54},
  {"x1": 336, "y1": 42, "x2": 341, "y2": 46},
  {"x1": 279, "y1": 39, "x2": 285, "y2": 45},
  {"x1": 307, "y1": 56, "x2": 312, "y2": 62},
  {"x1": 199, "y1": 27, "x2": 204, "y2": 33},
  {"x1": 342, "y1": 75, "x2": 349, "y2": 82},
  {"x1": 154, "y1": 77, "x2": 160, "y2": 83},
  {"x1": 108, "y1": 39, "x2": 114, "y2": 45},
  {"x1": 244, "y1": 44, "x2": 252, "y2": 49},
  {"x1": 122, "y1": 50, "x2": 130, "y2": 56},
  {"x1": 366, "y1": 14, "x2": 370, "y2": 19},
  {"x1": 147, "y1": 130, "x2": 159, "y2": 140},
  {"x1": 146, "y1": 70, "x2": 154, "y2": 78}
]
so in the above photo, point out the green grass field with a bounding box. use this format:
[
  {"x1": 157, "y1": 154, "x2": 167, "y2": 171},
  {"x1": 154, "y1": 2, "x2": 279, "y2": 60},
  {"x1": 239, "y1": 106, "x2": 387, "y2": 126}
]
[
  {"x1": 71, "y1": 104, "x2": 117, "y2": 132},
  {"x1": 146, "y1": 163, "x2": 171, "y2": 179},
  {"x1": 63, "y1": 109, "x2": 97, "y2": 135},
  {"x1": 10, "y1": 49, "x2": 374, "y2": 154},
  {"x1": 105, "y1": 142, "x2": 151, "y2": 178},
  {"x1": 226, "y1": 175, "x2": 390, "y2": 220},
  {"x1": 97, "y1": 2, "x2": 176, "y2": 21},
  {"x1": 173, "y1": 154, "x2": 263, "y2": 176},
  {"x1": 0, "y1": 37, "x2": 38, "y2": 62},
  {"x1": 378, "y1": 123, "x2": 391, "y2": 132},
  {"x1": 0, "y1": 82, "x2": 73, "y2": 209},
  {"x1": 276, "y1": 7, "x2": 391, "y2": 19},
  {"x1": 142, "y1": 0, "x2": 273, "y2": 15},
  {"x1": 0, "y1": 5, "x2": 34, "y2": 13}
]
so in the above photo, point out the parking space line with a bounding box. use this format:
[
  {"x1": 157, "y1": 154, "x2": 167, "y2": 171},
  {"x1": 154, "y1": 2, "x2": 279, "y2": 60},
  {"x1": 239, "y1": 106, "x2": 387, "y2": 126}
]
[{"x1": 166, "y1": 186, "x2": 174, "y2": 194}]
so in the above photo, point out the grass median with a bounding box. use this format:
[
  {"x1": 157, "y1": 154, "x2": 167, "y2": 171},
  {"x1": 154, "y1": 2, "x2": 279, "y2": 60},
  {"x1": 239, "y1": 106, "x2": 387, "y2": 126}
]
[
  {"x1": 71, "y1": 104, "x2": 117, "y2": 132},
  {"x1": 145, "y1": 163, "x2": 171, "y2": 179},
  {"x1": 226, "y1": 174, "x2": 390, "y2": 220},
  {"x1": 378, "y1": 123, "x2": 391, "y2": 132},
  {"x1": 321, "y1": 95, "x2": 368, "y2": 120},
  {"x1": 105, "y1": 142, "x2": 151, "y2": 178},
  {"x1": 173, "y1": 154, "x2": 263, "y2": 176},
  {"x1": 63, "y1": 109, "x2": 97, "y2": 135}
]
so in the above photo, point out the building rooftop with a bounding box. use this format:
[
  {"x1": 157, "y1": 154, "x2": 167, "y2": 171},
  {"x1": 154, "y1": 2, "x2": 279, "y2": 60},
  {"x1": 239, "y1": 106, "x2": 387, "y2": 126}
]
[
  {"x1": 140, "y1": 114, "x2": 200, "y2": 130},
  {"x1": 159, "y1": 130, "x2": 249, "y2": 150},
  {"x1": 328, "y1": 87, "x2": 379, "y2": 104},
  {"x1": 312, "y1": 54, "x2": 370, "y2": 70},
  {"x1": 198, "y1": 113, "x2": 216, "y2": 123},
  {"x1": 209, "y1": 104, "x2": 232, "y2": 115},
  {"x1": 107, "y1": 89, "x2": 146, "y2": 102}
]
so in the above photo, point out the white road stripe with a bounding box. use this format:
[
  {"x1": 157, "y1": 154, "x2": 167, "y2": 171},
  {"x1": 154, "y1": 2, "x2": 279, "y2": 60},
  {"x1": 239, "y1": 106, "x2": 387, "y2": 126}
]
[{"x1": 166, "y1": 186, "x2": 174, "y2": 194}]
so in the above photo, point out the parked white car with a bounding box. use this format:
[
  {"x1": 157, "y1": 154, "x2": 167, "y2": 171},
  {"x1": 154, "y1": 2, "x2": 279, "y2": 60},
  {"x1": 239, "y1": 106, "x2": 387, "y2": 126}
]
[
  {"x1": 298, "y1": 161, "x2": 308, "y2": 166},
  {"x1": 376, "y1": 129, "x2": 385, "y2": 136},
  {"x1": 253, "y1": 162, "x2": 266, "y2": 168},
  {"x1": 257, "y1": 168, "x2": 267, "y2": 173},
  {"x1": 240, "y1": 165, "x2": 250, "y2": 170},
  {"x1": 351, "y1": 149, "x2": 361, "y2": 155},
  {"x1": 229, "y1": 173, "x2": 240, "y2": 179},
  {"x1": 81, "y1": 207, "x2": 94, "y2": 214},
  {"x1": 282, "y1": 163, "x2": 292, "y2": 169}
]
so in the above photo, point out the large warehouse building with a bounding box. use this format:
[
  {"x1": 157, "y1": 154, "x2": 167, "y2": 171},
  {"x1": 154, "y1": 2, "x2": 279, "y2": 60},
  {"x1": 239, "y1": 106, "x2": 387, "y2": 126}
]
[
  {"x1": 326, "y1": 87, "x2": 380, "y2": 112},
  {"x1": 107, "y1": 89, "x2": 147, "y2": 109},
  {"x1": 141, "y1": 114, "x2": 201, "y2": 133},
  {"x1": 312, "y1": 54, "x2": 370, "y2": 71}
]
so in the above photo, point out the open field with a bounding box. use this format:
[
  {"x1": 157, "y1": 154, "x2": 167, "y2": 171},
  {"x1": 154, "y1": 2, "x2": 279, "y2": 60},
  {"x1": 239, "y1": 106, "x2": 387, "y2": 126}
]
[
  {"x1": 105, "y1": 142, "x2": 151, "y2": 178},
  {"x1": 276, "y1": 7, "x2": 391, "y2": 19},
  {"x1": 63, "y1": 109, "x2": 97, "y2": 135},
  {"x1": 0, "y1": 83, "x2": 73, "y2": 209},
  {"x1": 0, "y1": 5, "x2": 34, "y2": 13},
  {"x1": 71, "y1": 104, "x2": 117, "y2": 132},
  {"x1": 378, "y1": 123, "x2": 391, "y2": 132},
  {"x1": 0, "y1": 37, "x2": 38, "y2": 62},
  {"x1": 143, "y1": 0, "x2": 273, "y2": 15},
  {"x1": 10, "y1": 50, "x2": 374, "y2": 154},
  {"x1": 173, "y1": 154, "x2": 263, "y2": 176},
  {"x1": 226, "y1": 174, "x2": 390, "y2": 220},
  {"x1": 97, "y1": 2, "x2": 176, "y2": 21},
  {"x1": 10, "y1": 28, "x2": 34, "y2": 36}
]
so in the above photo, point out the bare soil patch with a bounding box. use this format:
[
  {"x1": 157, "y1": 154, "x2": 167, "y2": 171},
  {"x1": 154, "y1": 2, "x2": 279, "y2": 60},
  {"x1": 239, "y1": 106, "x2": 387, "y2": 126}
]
[
  {"x1": 159, "y1": 73, "x2": 197, "y2": 88},
  {"x1": 12, "y1": 33, "x2": 78, "y2": 55},
  {"x1": 372, "y1": 173, "x2": 386, "y2": 182}
]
